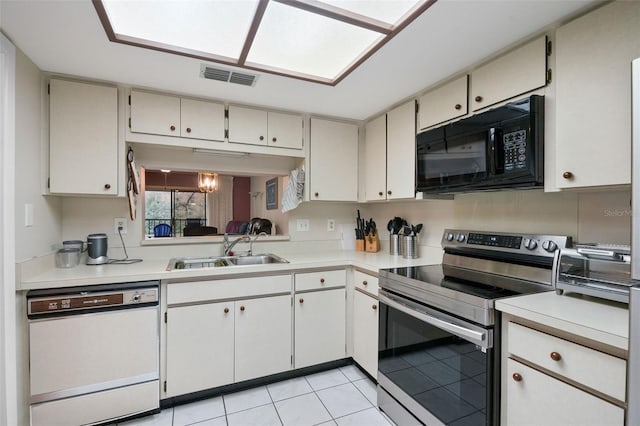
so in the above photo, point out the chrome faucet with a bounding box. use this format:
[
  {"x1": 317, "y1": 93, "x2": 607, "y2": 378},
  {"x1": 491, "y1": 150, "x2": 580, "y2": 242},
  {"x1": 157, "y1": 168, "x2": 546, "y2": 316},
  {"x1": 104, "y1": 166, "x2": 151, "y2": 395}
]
[
  {"x1": 223, "y1": 233, "x2": 250, "y2": 256},
  {"x1": 248, "y1": 232, "x2": 268, "y2": 256}
]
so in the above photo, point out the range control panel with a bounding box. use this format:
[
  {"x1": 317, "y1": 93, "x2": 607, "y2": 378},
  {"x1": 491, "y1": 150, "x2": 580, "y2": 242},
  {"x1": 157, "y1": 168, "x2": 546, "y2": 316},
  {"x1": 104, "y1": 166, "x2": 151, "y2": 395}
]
[{"x1": 442, "y1": 229, "x2": 572, "y2": 257}]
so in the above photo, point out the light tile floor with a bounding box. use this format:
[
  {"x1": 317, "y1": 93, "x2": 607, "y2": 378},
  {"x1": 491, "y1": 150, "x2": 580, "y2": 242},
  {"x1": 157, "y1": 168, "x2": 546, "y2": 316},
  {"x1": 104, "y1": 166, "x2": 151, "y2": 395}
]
[{"x1": 119, "y1": 365, "x2": 394, "y2": 426}]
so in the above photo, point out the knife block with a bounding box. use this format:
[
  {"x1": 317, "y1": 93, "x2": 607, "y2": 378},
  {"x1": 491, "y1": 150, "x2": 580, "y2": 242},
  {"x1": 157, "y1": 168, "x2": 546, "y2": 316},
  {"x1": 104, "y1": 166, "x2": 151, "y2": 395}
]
[
  {"x1": 366, "y1": 233, "x2": 380, "y2": 252},
  {"x1": 356, "y1": 239, "x2": 365, "y2": 251}
]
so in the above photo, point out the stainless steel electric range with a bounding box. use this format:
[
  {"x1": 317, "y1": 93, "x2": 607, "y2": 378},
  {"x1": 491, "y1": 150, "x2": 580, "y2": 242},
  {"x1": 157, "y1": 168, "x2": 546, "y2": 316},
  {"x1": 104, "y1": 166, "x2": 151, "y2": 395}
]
[{"x1": 377, "y1": 229, "x2": 572, "y2": 426}]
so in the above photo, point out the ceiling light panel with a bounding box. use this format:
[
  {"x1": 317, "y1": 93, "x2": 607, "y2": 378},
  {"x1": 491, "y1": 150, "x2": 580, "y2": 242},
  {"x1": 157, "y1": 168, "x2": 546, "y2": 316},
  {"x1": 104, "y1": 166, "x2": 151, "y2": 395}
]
[
  {"x1": 247, "y1": 1, "x2": 383, "y2": 80},
  {"x1": 101, "y1": 0, "x2": 259, "y2": 60},
  {"x1": 320, "y1": 0, "x2": 425, "y2": 25}
]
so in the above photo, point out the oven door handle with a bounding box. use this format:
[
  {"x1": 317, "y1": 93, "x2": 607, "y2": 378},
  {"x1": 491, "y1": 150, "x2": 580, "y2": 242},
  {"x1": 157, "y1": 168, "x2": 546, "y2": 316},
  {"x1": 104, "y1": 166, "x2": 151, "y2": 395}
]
[{"x1": 379, "y1": 291, "x2": 491, "y2": 349}]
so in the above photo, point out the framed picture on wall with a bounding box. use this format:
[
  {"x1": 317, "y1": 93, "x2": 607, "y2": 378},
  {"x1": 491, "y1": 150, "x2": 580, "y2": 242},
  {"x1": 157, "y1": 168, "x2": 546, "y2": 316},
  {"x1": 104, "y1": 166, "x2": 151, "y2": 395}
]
[{"x1": 266, "y1": 178, "x2": 278, "y2": 210}]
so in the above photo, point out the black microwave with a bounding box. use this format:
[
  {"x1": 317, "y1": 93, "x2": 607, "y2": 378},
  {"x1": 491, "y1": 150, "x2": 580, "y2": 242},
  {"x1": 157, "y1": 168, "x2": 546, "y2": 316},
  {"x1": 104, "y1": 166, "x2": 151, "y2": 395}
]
[{"x1": 416, "y1": 95, "x2": 544, "y2": 194}]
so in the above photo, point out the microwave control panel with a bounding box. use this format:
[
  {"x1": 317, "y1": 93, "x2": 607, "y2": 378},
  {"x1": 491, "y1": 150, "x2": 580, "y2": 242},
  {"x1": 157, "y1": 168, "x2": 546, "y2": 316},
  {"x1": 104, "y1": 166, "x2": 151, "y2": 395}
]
[{"x1": 503, "y1": 129, "x2": 527, "y2": 172}]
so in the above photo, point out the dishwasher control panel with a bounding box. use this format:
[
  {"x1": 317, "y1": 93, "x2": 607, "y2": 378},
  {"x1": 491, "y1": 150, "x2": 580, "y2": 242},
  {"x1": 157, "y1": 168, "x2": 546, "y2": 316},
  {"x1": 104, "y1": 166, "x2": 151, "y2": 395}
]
[{"x1": 27, "y1": 282, "x2": 159, "y2": 316}]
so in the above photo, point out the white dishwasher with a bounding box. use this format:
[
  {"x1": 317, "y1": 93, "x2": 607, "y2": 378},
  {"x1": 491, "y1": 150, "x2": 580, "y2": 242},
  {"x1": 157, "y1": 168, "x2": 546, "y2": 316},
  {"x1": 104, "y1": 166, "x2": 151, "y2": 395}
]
[{"x1": 27, "y1": 281, "x2": 160, "y2": 426}]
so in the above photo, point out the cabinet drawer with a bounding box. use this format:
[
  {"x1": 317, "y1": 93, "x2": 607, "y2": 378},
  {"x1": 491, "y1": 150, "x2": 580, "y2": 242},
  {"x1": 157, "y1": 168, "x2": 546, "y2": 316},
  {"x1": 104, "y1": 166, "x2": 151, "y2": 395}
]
[
  {"x1": 167, "y1": 275, "x2": 292, "y2": 305},
  {"x1": 295, "y1": 269, "x2": 346, "y2": 291},
  {"x1": 506, "y1": 358, "x2": 624, "y2": 425},
  {"x1": 508, "y1": 322, "x2": 626, "y2": 401},
  {"x1": 353, "y1": 270, "x2": 378, "y2": 296}
]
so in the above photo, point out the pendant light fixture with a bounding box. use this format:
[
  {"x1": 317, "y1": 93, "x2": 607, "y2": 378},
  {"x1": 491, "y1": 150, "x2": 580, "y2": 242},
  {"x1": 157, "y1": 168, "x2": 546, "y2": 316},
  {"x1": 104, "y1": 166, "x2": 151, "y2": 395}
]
[{"x1": 198, "y1": 172, "x2": 218, "y2": 193}]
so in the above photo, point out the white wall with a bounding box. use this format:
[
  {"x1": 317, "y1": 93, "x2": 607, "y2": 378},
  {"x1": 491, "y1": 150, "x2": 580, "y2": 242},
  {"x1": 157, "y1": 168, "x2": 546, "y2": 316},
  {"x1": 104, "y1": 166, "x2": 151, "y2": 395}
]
[{"x1": 14, "y1": 48, "x2": 62, "y2": 262}]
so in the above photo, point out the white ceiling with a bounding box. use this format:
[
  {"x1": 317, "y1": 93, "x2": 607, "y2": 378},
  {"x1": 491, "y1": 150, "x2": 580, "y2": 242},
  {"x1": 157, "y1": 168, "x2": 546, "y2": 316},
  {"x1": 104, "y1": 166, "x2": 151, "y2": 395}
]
[{"x1": 0, "y1": 0, "x2": 600, "y2": 121}]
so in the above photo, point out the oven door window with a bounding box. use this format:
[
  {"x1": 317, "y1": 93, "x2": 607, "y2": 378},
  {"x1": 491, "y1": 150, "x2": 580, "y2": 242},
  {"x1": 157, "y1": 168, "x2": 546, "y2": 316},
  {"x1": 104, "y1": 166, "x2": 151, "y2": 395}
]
[{"x1": 379, "y1": 301, "x2": 492, "y2": 426}]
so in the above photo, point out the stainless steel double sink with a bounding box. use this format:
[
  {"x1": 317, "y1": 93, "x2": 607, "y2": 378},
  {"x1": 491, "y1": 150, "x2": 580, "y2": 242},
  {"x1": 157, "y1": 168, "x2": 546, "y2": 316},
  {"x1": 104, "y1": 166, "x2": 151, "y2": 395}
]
[{"x1": 167, "y1": 253, "x2": 289, "y2": 271}]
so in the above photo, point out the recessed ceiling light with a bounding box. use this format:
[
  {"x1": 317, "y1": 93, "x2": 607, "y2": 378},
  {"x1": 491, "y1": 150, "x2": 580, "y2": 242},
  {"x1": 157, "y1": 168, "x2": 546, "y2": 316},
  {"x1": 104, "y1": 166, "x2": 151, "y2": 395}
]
[{"x1": 93, "y1": 0, "x2": 435, "y2": 86}]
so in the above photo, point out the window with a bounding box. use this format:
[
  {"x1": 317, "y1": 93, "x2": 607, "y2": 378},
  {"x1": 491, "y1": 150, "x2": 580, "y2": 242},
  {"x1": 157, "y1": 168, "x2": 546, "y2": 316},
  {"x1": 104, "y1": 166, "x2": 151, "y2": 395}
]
[{"x1": 145, "y1": 190, "x2": 207, "y2": 237}]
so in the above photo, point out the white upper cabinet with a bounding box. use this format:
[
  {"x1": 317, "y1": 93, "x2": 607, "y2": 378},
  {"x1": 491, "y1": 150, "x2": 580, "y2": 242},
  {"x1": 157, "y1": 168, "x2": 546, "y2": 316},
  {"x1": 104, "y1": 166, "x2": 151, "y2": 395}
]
[
  {"x1": 364, "y1": 114, "x2": 387, "y2": 201},
  {"x1": 386, "y1": 100, "x2": 416, "y2": 200},
  {"x1": 309, "y1": 118, "x2": 359, "y2": 201},
  {"x1": 49, "y1": 79, "x2": 119, "y2": 196},
  {"x1": 130, "y1": 90, "x2": 225, "y2": 141},
  {"x1": 130, "y1": 90, "x2": 180, "y2": 137},
  {"x1": 180, "y1": 97, "x2": 225, "y2": 141},
  {"x1": 555, "y1": 1, "x2": 640, "y2": 189},
  {"x1": 364, "y1": 100, "x2": 416, "y2": 201},
  {"x1": 228, "y1": 105, "x2": 303, "y2": 150},
  {"x1": 418, "y1": 75, "x2": 468, "y2": 131},
  {"x1": 471, "y1": 36, "x2": 547, "y2": 111}
]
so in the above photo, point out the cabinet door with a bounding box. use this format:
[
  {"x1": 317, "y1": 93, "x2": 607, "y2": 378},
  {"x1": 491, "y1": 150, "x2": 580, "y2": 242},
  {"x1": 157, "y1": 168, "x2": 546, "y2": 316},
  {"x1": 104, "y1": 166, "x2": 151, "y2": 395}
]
[
  {"x1": 180, "y1": 98, "x2": 225, "y2": 141},
  {"x1": 267, "y1": 111, "x2": 303, "y2": 149},
  {"x1": 235, "y1": 295, "x2": 292, "y2": 382},
  {"x1": 556, "y1": 1, "x2": 640, "y2": 188},
  {"x1": 352, "y1": 290, "x2": 378, "y2": 378},
  {"x1": 386, "y1": 100, "x2": 416, "y2": 200},
  {"x1": 295, "y1": 288, "x2": 346, "y2": 368},
  {"x1": 471, "y1": 36, "x2": 547, "y2": 111},
  {"x1": 165, "y1": 302, "x2": 234, "y2": 397},
  {"x1": 309, "y1": 118, "x2": 359, "y2": 201},
  {"x1": 364, "y1": 114, "x2": 387, "y2": 201},
  {"x1": 505, "y1": 359, "x2": 624, "y2": 426},
  {"x1": 49, "y1": 79, "x2": 118, "y2": 195},
  {"x1": 228, "y1": 105, "x2": 268, "y2": 146},
  {"x1": 130, "y1": 90, "x2": 181, "y2": 137},
  {"x1": 418, "y1": 75, "x2": 468, "y2": 131}
]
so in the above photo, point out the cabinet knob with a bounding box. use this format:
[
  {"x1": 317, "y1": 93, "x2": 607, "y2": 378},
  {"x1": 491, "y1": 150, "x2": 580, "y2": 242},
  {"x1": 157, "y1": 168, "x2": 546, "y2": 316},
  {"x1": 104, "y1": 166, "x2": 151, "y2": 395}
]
[
  {"x1": 314, "y1": 192, "x2": 319, "y2": 198},
  {"x1": 387, "y1": 190, "x2": 392, "y2": 195},
  {"x1": 550, "y1": 351, "x2": 562, "y2": 361},
  {"x1": 259, "y1": 135, "x2": 264, "y2": 141},
  {"x1": 186, "y1": 127, "x2": 192, "y2": 133},
  {"x1": 240, "y1": 305, "x2": 245, "y2": 312},
  {"x1": 272, "y1": 137, "x2": 277, "y2": 143},
  {"x1": 362, "y1": 281, "x2": 368, "y2": 286},
  {"x1": 299, "y1": 298, "x2": 304, "y2": 304},
  {"x1": 475, "y1": 96, "x2": 483, "y2": 103},
  {"x1": 170, "y1": 125, "x2": 176, "y2": 131},
  {"x1": 512, "y1": 373, "x2": 522, "y2": 382},
  {"x1": 104, "y1": 184, "x2": 111, "y2": 190},
  {"x1": 378, "y1": 192, "x2": 383, "y2": 197},
  {"x1": 454, "y1": 104, "x2": 462, "y2": 110},
  {"x1": 320, "y1": 278, "x2": 325, "y2": 284},
  {"x1": 372, "y1": 304, "x2": 377, "y2": 310},
  {"x1": 562, "y1": 171, "x2": 574, "y2": 179},
  {"x1": 224, "y1": 307, "x2": 229, "y2": 314}
]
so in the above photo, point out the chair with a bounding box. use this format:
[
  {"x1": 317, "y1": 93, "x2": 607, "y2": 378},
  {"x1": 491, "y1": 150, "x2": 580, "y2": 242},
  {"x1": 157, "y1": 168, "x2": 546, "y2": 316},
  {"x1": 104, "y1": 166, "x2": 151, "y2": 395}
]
[
  {"x1": 225, "y1": 220, "x2": 249, "y2": 234},
  {"x1": 153, "y1": 223, "x2": 172, "y2": 237}
]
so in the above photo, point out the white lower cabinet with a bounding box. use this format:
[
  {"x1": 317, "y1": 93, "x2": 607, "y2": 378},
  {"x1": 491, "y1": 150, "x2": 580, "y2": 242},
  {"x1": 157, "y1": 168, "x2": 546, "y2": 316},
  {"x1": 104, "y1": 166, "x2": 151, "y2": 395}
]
[
  {"x1": 352, "y1": 290, "x2": 378, "y2": 377},
  {"x1": 506, "y1": 358, "x2": 624, "y2": 426},
  {"x1": 295, "y1": 288, "x2": 346, "y2": 368},
  {"x1": 235, "y1": 295, "x2": 292, "y2": 382},
  {"x1": 503, "y1": 320, "x2": 626, "y2": 425},
  {"x1": 165, "y1": 301, "x2": 234, "y2": 397},
  {"x1": 165, "y1": 278, "x2": 292, "y2": 397}
]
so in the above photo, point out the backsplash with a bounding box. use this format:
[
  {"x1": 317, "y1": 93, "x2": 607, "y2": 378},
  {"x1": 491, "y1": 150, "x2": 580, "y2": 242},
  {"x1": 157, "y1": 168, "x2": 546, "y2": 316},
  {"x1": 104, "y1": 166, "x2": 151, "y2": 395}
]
[{"x1": 58, "y1": 187, "x2": 631, "y2": 262}]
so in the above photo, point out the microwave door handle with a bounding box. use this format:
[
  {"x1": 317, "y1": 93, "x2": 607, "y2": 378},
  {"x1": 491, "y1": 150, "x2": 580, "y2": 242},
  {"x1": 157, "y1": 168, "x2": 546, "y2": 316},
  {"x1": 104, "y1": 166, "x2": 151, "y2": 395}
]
[
  {"x1": 378, "y1": 291, "x2": 490, "y2": 349},
  {"x1": 489, "y1": 127, "x2": 504, "y2": 174}
]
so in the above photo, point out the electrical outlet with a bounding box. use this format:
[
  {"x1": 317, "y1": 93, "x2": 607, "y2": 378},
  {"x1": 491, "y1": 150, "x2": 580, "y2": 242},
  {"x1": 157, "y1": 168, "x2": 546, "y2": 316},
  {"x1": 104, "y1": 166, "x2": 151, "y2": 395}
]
[
  {"x1": 296, "y1": 219, "x2": 310, "y2": 232},
  {"x1": 327, "y1": 219, "x2": 336, "y2": 232},
  {"x1": 114, "y1": 218, "x2": 127, "y2": 234}
]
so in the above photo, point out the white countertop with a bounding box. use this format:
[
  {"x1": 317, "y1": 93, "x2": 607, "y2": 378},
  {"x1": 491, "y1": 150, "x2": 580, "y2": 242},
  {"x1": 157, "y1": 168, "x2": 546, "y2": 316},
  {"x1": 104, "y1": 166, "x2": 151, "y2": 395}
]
[
  {"x1": 18, "y1": 250, "x2": 436, "y2": 291},
  {"x1": 496, "y1": 291, "x2": 629, "y2": 350}
]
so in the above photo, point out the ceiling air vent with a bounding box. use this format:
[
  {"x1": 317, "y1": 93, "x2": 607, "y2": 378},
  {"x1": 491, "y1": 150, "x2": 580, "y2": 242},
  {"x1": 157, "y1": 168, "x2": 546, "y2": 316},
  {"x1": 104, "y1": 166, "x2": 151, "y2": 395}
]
[{"x1": 200, "y1": 64, "x2": 258, "y2": 87}]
